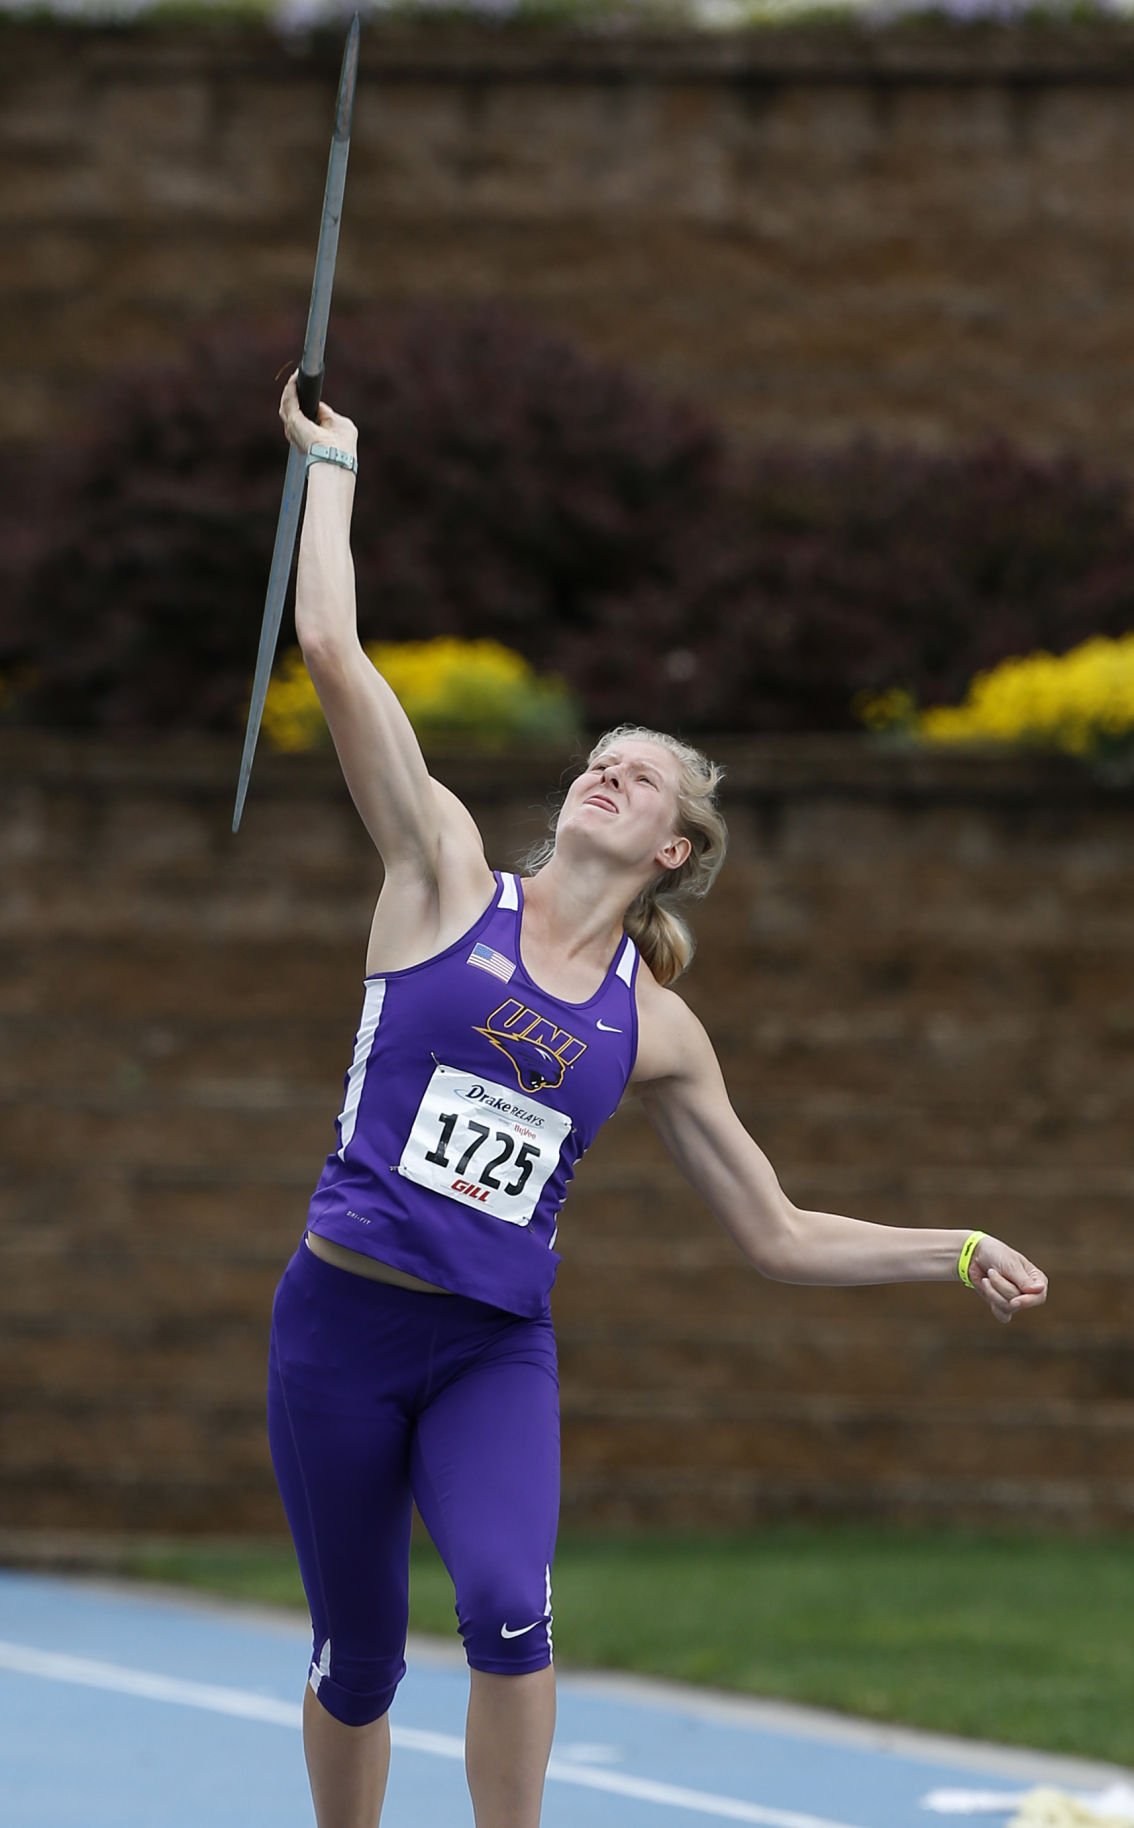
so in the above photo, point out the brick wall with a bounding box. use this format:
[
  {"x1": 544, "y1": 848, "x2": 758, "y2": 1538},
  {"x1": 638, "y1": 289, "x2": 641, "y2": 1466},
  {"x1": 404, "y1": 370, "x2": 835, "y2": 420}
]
[
  {"x1": 5, "y1": 23, "x2": 1134, "y2": 465},
  {"x1": 2, "y1": 734, "x2": 1131, "y2": 1540}
]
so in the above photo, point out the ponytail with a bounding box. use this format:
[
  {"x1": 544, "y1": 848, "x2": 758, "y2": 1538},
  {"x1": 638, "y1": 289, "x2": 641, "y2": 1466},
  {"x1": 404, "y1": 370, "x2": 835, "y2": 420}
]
[{"x1": 623, "y1": 891, "x2": 695, "y2": 988}]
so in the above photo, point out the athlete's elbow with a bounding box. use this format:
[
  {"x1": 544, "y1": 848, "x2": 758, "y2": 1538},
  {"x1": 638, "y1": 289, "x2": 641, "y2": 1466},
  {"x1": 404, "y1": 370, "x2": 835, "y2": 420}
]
[
  {"x1": 736, "y1": 1199, "x2": 805, "y2": 1281},
  {"x1": 296, "y1": 617, "x2": 353, "y2": 673}
]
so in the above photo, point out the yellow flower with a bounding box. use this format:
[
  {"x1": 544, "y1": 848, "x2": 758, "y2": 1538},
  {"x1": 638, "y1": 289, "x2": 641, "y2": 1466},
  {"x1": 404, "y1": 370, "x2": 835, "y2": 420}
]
[
  {"x1": 860, "y1": 633, "x2": 1134, "y2": 762},
  {"x1": 852, "y1": 686, "x2": 917, "y2": 733},
  {"x1": 261, "y1": 638, "x2": 579, "y2": 754},
  {"x1": 260, "y1": 648, "x2": 324, "y2": 754}
]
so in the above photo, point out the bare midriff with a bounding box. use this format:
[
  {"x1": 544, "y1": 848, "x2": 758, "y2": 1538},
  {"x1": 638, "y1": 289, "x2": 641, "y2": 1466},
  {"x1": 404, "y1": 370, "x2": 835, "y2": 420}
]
[{"x1": 304, "y1": 1230, "x2": 452, "y2": 1295}]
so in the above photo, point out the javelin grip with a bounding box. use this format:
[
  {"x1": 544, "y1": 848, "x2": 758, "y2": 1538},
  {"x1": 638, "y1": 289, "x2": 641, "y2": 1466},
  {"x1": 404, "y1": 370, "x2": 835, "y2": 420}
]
[{"x1": 297, "y1": 367, "x2": 325, "y2": 423}]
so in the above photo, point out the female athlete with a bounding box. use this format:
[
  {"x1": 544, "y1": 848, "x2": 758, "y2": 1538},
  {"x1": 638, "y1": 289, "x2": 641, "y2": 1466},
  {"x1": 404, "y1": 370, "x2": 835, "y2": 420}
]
[{"x1": 267, "y1": 373, "x2": 1049, "y2": 1828}]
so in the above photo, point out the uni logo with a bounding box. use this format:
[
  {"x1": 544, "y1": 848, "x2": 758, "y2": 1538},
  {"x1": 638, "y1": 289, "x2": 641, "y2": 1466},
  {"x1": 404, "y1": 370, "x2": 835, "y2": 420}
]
[{"x1": 475, "y1": 1000, "x2": 587, "y2": 1093}]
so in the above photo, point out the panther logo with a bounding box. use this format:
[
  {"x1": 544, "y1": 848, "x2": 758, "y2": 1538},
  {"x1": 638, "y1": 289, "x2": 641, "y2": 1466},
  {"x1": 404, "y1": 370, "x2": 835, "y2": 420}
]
[
  {"x1": 477, "y1": 1031, "x2": 566, "y2": 1093},
  {"x1": 476, "y1": 1000, "x2": 587, "y2": 1093}
]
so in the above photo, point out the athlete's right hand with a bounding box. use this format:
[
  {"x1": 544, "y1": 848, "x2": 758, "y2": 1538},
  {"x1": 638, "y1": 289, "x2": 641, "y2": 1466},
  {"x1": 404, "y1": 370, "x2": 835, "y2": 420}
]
[{"x1": 278, "y1": 371, "x2": 358, "y2": 459}]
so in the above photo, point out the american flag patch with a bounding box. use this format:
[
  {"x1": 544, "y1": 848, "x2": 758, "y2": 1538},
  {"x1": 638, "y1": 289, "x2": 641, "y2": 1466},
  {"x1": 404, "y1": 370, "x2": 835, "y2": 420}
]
[{"x1": 468, "y1": 942, "x2": 516, "y2": 983}]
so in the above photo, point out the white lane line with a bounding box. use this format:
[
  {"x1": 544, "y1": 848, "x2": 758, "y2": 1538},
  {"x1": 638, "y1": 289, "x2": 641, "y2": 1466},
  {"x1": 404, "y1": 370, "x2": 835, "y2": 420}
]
[
  {"x1": 0, "y1": 1640, "x2": 863, "y2": 1828},
  {"x1": 0, "y1": 1641, "x2": 301, "y2": 1726},
  {"x1": 541, "y1": 1758, "x2": 865, "y2": 1828}
]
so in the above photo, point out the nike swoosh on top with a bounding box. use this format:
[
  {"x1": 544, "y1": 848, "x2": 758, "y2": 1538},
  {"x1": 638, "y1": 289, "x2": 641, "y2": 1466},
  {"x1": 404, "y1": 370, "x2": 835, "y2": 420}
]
[
  {"x1": 595, "y1": 1019, "x2": 622, "y2": 1033},
  {"x1": 500, "y1": 1621, "x2": 543, "y2": 1639}
]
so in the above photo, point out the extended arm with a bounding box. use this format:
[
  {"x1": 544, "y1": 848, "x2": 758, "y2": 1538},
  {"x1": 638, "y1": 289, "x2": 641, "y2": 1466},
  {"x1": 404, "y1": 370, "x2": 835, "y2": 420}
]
[
  {"x1": 278, "y1": 378, "x2": 493, "y2": 969},
  {"x1": 635, "y1": 992, "x2": 1048, "y2": 1324},
  {"x1": 279, "y1": 375, "x2": 489, "y2": 891}
]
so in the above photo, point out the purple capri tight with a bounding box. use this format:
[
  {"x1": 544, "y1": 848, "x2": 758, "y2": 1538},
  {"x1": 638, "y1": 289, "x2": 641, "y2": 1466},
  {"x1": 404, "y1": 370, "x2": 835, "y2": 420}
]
[{"x1": 267, "y1": 1239, "x2": 559, "y2": 1727}]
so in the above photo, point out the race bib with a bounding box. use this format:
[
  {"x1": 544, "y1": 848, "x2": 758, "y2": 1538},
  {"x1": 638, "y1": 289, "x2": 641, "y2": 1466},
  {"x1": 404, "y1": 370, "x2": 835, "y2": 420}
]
[{"x1": 396, "y1": 1063, "x2": 572, "y2": 1228}]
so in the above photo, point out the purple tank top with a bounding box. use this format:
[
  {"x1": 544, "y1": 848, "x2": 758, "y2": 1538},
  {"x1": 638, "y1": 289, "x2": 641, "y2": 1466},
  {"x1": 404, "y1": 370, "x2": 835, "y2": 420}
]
[{"x1": 306, "y1": 871, "x2": 640, "y2": 1316}]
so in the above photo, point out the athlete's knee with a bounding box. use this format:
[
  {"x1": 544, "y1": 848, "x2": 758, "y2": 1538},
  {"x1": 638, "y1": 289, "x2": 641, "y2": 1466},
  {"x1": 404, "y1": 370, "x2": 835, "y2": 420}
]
[
  {"x1": 306, "y1": 1639, "x2": 405, "y2": 1727},
  {"x1": 458, "y1": 1567, "x2": 554, "y2": 1674}
]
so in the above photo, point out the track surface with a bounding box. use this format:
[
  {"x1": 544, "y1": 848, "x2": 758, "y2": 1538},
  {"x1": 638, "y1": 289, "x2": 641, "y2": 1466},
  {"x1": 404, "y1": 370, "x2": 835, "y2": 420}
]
[{"x1": 0, "y1": 1572, "x2": 1124, "y2": 1828}]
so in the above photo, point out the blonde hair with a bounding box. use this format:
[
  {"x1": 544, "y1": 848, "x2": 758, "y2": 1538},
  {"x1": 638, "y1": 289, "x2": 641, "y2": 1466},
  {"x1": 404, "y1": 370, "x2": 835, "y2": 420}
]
[{"x1": 524, "y1": 724, "x2": 728, "y2": 987}]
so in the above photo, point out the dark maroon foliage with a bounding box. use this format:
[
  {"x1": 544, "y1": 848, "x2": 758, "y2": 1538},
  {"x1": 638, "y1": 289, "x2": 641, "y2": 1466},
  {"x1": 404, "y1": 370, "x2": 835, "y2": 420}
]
[
  {"x1": 678, "y1": 442, "x2": 1134, "y2": 733},
  {"x1": 4, "y1": 306, "x2": 1134, "y2": 737},
  {"x1": 0, "y1": 308, "x2": 725, "y2": 735}
]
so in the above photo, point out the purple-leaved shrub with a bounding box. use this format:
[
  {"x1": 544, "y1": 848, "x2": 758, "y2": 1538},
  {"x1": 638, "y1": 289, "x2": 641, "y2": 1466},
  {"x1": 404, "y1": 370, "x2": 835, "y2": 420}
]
[{"x1": 4, "y1": 305, "x2": 1134, "y2": 738}]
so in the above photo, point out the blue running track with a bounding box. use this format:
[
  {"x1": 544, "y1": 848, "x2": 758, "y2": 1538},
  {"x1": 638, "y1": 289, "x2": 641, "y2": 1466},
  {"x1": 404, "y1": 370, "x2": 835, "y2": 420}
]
[{"x1": 0, "y1": 1572, "x2": 1125, "y2": 1828}]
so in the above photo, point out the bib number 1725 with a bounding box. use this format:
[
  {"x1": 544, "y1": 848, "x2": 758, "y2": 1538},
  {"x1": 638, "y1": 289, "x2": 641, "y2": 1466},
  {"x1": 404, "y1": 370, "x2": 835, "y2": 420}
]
[
  {"x1": 424, "y1": 1112, "x2": 540, "y2": 1198},
  {"x1": 396, "y1": 1063, "x2": 571, "y2": 1227}
]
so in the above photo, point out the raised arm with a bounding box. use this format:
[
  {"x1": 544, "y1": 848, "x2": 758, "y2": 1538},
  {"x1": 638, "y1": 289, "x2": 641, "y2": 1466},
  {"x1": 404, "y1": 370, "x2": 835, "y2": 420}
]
[
  {"x1": 633, "y1": 987, "x2": 1048, "y2": 1325},
  {"x1": 278, "y1": 376, "x2": 493, "y2": 948}
]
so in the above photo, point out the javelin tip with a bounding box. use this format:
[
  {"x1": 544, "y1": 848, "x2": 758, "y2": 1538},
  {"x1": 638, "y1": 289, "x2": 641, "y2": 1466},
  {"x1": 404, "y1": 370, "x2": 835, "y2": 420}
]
[{"x1": 334, "y1": 15, "x2": 361, "y2": 140}]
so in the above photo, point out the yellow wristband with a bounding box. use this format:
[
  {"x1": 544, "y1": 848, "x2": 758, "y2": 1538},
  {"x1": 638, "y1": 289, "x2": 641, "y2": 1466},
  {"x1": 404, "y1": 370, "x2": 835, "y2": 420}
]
[{"x1": 957, "y1": 1230, "x2": 985, "y2": 1289}]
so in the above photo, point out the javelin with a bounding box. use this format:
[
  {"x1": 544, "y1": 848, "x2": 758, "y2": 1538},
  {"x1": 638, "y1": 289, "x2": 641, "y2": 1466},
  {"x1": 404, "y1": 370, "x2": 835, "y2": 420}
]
[{"x1": 232, "y1": 13, "x2": 361, "y2": 835}]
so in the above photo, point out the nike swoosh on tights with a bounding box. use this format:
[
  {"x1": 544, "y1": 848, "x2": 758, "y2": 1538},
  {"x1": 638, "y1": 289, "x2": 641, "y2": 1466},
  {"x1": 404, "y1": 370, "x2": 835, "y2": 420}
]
[{"x1": 500, "y1": 1620, "x2": 543, "y2": 1639}]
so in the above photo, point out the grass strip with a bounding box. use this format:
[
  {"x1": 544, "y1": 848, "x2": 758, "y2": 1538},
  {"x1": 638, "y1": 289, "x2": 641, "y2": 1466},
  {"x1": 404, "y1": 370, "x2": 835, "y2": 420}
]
[{"x1": 121, "y1": 1525, "x2": 1134, "y2": 1768}]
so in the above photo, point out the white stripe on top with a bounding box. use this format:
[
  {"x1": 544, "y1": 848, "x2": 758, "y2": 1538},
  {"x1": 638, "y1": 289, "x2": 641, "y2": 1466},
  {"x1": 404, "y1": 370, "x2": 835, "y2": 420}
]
[
  {"x1": 498, "y1": 872, "x2": 520, "y2": 911},
  {"x1": 336, "y1": 979, "x2": 387, "y2": 1160},
  {"x1": 615, "y1": 935, "x2": 636, "y2": 985}
]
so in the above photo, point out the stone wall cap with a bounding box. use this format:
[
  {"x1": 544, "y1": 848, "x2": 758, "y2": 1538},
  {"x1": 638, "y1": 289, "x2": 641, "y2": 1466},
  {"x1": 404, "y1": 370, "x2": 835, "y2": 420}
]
[
  {"x1": 2, "y1": 730, "x2": 1127, "y2": 806},
  {"x1": 5, "y1": 18, "x2": 1134, "y2": 86}
]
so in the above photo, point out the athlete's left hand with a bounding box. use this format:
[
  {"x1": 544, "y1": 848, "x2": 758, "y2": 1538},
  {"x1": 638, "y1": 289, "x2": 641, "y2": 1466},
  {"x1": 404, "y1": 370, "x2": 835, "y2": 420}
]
[{"x1": 968, "y1": 1236, "x2": 1048, "y2": 1324}]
